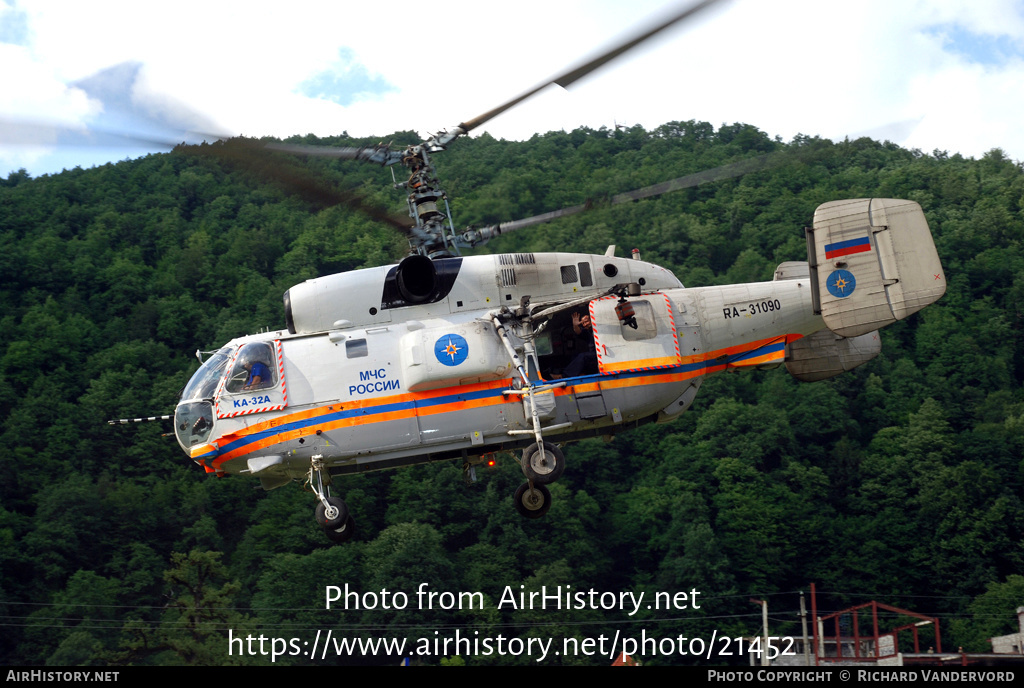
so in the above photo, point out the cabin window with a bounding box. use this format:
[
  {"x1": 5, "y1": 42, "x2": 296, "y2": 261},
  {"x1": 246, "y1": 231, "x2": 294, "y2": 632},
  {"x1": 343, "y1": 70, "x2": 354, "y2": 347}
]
[
  {"x1": 225, "y1": 342, "x2": 278, "y2": 394},
  {"x1": 560, "y1": 265, "x2": 578, "y2": 284},
  {"x1": 346, "y1": 338, "x2": 368, "y2": 358},
  {"x1": 578, "y1": 262, "x2": 593, "y2": 287},
  {"x1": 621, "y1": 301, "x2": 659, "y2": 341},
  {"x1": 534, "y1": 332, "x2": 553, "y2": 357}
]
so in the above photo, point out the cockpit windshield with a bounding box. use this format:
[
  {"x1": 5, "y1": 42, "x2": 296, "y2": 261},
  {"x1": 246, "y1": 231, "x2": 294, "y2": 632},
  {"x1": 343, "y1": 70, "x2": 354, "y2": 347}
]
[{"x1": 180, "y1": 348, "x2": 235, "y2": 402}]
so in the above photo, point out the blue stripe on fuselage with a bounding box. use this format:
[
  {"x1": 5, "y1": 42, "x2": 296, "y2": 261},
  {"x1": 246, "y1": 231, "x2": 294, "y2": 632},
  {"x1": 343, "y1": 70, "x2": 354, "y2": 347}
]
[{"x1": 200, "y1": 339, "x2": 786, "y2": 461}]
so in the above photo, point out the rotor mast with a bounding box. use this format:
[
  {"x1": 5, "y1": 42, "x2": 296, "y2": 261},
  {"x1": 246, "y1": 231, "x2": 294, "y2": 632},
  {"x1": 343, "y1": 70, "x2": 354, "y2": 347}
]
[{"x1": 394, "y1": 142, "x2": 460, "y2": 258}]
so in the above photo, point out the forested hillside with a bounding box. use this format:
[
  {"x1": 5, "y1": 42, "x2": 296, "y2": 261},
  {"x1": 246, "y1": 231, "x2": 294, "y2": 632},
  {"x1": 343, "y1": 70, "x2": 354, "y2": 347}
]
[{"x1": 2, "y1": 122, "x2": 1022, "y2": 665}]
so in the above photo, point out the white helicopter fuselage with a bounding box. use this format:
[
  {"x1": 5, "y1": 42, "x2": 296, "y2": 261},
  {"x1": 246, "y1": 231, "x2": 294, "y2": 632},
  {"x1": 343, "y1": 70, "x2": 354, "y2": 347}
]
[
  {"x1": 170, "y1": 198, "x2": 945, "y2": 539},
  {"x1": 173, "y1": 250, "x2": 825, "y2": 489}
]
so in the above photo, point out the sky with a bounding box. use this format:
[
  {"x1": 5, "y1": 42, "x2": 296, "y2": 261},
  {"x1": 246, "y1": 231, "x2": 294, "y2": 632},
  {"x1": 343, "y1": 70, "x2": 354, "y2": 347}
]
[{"x1": 2, "y1": 0, "x2": 1023, "y2": 178}]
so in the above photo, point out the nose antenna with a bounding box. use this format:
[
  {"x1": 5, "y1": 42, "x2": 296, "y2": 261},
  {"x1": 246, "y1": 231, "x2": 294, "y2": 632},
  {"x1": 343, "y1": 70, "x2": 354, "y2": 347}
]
[{"x1": 107, "y1": 414, "x2": 173, "y2": 426}]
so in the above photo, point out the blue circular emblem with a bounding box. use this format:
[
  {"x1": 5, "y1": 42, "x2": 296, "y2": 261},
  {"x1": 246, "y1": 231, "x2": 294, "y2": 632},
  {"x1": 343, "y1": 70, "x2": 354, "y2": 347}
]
[
  {"x1": 434, "y1": 334, "x2": 469, "y2": 367},
  {"x1": 826, "y1": 269, "x2": 856, "y2": 298}
]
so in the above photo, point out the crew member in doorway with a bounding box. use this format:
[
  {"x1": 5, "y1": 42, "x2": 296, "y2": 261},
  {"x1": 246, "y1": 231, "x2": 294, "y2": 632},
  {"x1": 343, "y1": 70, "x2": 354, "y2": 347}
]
[{"x1": 564, "y1": 310, "x2": 597, "y2": 377}]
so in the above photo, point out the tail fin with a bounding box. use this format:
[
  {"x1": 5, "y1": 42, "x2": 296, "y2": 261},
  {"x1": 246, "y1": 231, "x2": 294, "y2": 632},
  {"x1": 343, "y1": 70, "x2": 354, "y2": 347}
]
[{"x1": 806, "y1": 199, "x2": 945, "y2": 337}]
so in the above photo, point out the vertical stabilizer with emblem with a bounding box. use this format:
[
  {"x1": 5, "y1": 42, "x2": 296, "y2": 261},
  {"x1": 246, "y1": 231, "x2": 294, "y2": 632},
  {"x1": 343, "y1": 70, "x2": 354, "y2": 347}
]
[{"x1": 807, "y1": 199, "x2": 945, "y2": 338}]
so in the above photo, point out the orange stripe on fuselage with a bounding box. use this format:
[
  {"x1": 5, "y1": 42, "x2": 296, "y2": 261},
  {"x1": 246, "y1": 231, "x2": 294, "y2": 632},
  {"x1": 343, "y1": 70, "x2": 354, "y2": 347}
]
[
  {"x1": 208, "y1": 378, "x2": 513, "y2": 469},
  {"x1": 601, "y1": 355, "x2": 682, "y2": 373},
  {"x1": 206, "y1": 334, "x2": 791, "y2": 470}
]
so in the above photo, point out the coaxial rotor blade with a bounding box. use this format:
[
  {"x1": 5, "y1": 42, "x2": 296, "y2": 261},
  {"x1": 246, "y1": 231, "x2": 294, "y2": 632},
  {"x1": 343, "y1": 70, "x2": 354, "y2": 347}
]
[
  {"x1": 266, "y1": 142, "x2": 403, "y2": 167},
  {"x1": 458, "y1": 148, "x2": 780, "y2": 247},
  {"x1": 0, "y1": 117, "x2": 224, "y2": 149},
  {"x1": 452, "y1": 0, "x2": 726, "y2": 139},
  {"x1": 181, "y1": 139, "x2": 413, "y2": 231},
  {"x1": 606, "y1": 152, "x2": 774, "y2": 203}
]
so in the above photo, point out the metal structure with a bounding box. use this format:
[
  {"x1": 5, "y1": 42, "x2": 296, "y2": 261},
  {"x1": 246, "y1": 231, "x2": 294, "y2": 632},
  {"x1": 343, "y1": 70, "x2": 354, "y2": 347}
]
[{"x1": 815, "y1": 600, "x2": 942, "y2": 662}]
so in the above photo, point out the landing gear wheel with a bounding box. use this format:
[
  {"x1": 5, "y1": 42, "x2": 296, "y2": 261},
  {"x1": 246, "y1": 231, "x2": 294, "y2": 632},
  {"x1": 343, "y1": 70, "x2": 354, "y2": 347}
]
[
  {"x1": 324, "y1": 515, "x2": 356, "y2": 544},
  {"x1": 513, "y1": 482, "x2": 552, "y2": 519},
  {"x1": 521, "y1": 442, "x2": 565, "y2": 485},
  {"x1": 315, "y1": 496, "x2": 349, "y2": 530}
]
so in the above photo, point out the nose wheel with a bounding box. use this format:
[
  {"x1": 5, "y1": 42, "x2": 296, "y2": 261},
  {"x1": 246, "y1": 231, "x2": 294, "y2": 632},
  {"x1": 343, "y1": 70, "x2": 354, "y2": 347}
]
[
  {"x1": 510, "y1": 441, "x2": 563, "y2": 519},
  {"x1": 308, "y1": 456, "x2": 356, "y2": 545},
  {"x1": 520, "y1": 441, "x2": 565, "y2": 485},
  {"x1": 315, "y1": 496, "x2": 349, "y2": 530},
  {"x1": 323, "y1": 513, "x2": 356, "y2": 543},
  {"x1": 513, "y1": 482, "x2": 552, "y2": 519}
]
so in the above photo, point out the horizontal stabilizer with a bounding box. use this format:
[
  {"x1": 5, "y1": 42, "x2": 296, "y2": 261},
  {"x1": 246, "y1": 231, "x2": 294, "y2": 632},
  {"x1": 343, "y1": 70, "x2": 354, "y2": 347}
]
[
  {"x1": 785, "y1": 330, "x2": 881, "y2": 382},
  {"x1": 774, "y1": 261, "x2": 809, "y2": 281},
  {"x1": 808, "y1": 199, "x2": 945, "y2": 337}
]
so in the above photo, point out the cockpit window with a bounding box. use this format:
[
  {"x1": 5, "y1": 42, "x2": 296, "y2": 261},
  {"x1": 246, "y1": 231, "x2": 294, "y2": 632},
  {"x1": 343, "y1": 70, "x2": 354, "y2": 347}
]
[
  {"x1": 180, "y1": 348, "x2": 235, "y2": 401},
  {"x1": 174, "y1": 401, "x2": 214, "y2": 449},
  {"x1": 225, "y1": 342, "x2": 278, "y2": 394}
]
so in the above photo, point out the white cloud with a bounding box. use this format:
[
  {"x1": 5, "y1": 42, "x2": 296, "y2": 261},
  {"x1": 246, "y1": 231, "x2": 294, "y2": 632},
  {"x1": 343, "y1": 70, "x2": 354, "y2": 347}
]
[{"x1": 2, "y1": 0, "x2": 1023, "y2": 177}]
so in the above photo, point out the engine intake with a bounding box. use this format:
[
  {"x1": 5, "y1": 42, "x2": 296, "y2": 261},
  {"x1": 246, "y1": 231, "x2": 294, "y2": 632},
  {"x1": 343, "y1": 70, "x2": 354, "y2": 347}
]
[{"x1": 396, "y1": 254, "x2": 437, "y2": 304}]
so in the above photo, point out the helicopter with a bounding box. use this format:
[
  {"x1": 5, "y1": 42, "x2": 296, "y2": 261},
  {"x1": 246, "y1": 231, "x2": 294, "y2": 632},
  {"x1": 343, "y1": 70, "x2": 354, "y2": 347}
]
[{"x1": 125, "y1": 0, "x2": 946, "y2": 544}]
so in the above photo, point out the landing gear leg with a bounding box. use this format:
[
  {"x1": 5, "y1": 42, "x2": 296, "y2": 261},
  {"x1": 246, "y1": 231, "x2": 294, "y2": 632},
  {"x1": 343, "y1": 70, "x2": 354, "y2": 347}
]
[
  {"x1": 308, "y1": 456, "x2": 355, "y2": 544},
  {"x1": 489, "y1": 313, "x2": 567, "y2": 521}
]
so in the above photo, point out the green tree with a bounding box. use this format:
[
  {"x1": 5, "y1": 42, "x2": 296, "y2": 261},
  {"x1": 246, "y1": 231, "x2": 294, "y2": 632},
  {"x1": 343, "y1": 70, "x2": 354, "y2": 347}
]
[{"x1": 118, "y1": 550, "x2": 253, "y2": 665}]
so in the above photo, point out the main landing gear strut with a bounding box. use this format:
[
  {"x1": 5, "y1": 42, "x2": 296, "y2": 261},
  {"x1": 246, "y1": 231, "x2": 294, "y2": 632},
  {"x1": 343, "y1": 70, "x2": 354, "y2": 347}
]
[
  {"x1": 309, "y1": 456, "x2": 355, "y2": 544},
  {"x1": 491, "y1": 312, "x2": 571, "y2": 520}
]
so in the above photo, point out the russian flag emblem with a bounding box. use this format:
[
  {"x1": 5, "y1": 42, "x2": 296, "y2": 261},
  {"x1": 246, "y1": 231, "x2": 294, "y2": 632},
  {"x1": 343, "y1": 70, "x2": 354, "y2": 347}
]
[{"x1": 824, "y1": 236, "x2": 872, "y2": 259}]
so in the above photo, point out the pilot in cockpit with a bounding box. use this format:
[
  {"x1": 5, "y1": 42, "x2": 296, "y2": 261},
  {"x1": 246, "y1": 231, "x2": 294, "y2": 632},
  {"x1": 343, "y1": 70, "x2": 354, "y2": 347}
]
[{"x1": 242, "y1": 357, "x2": 272, "y2": 391}]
